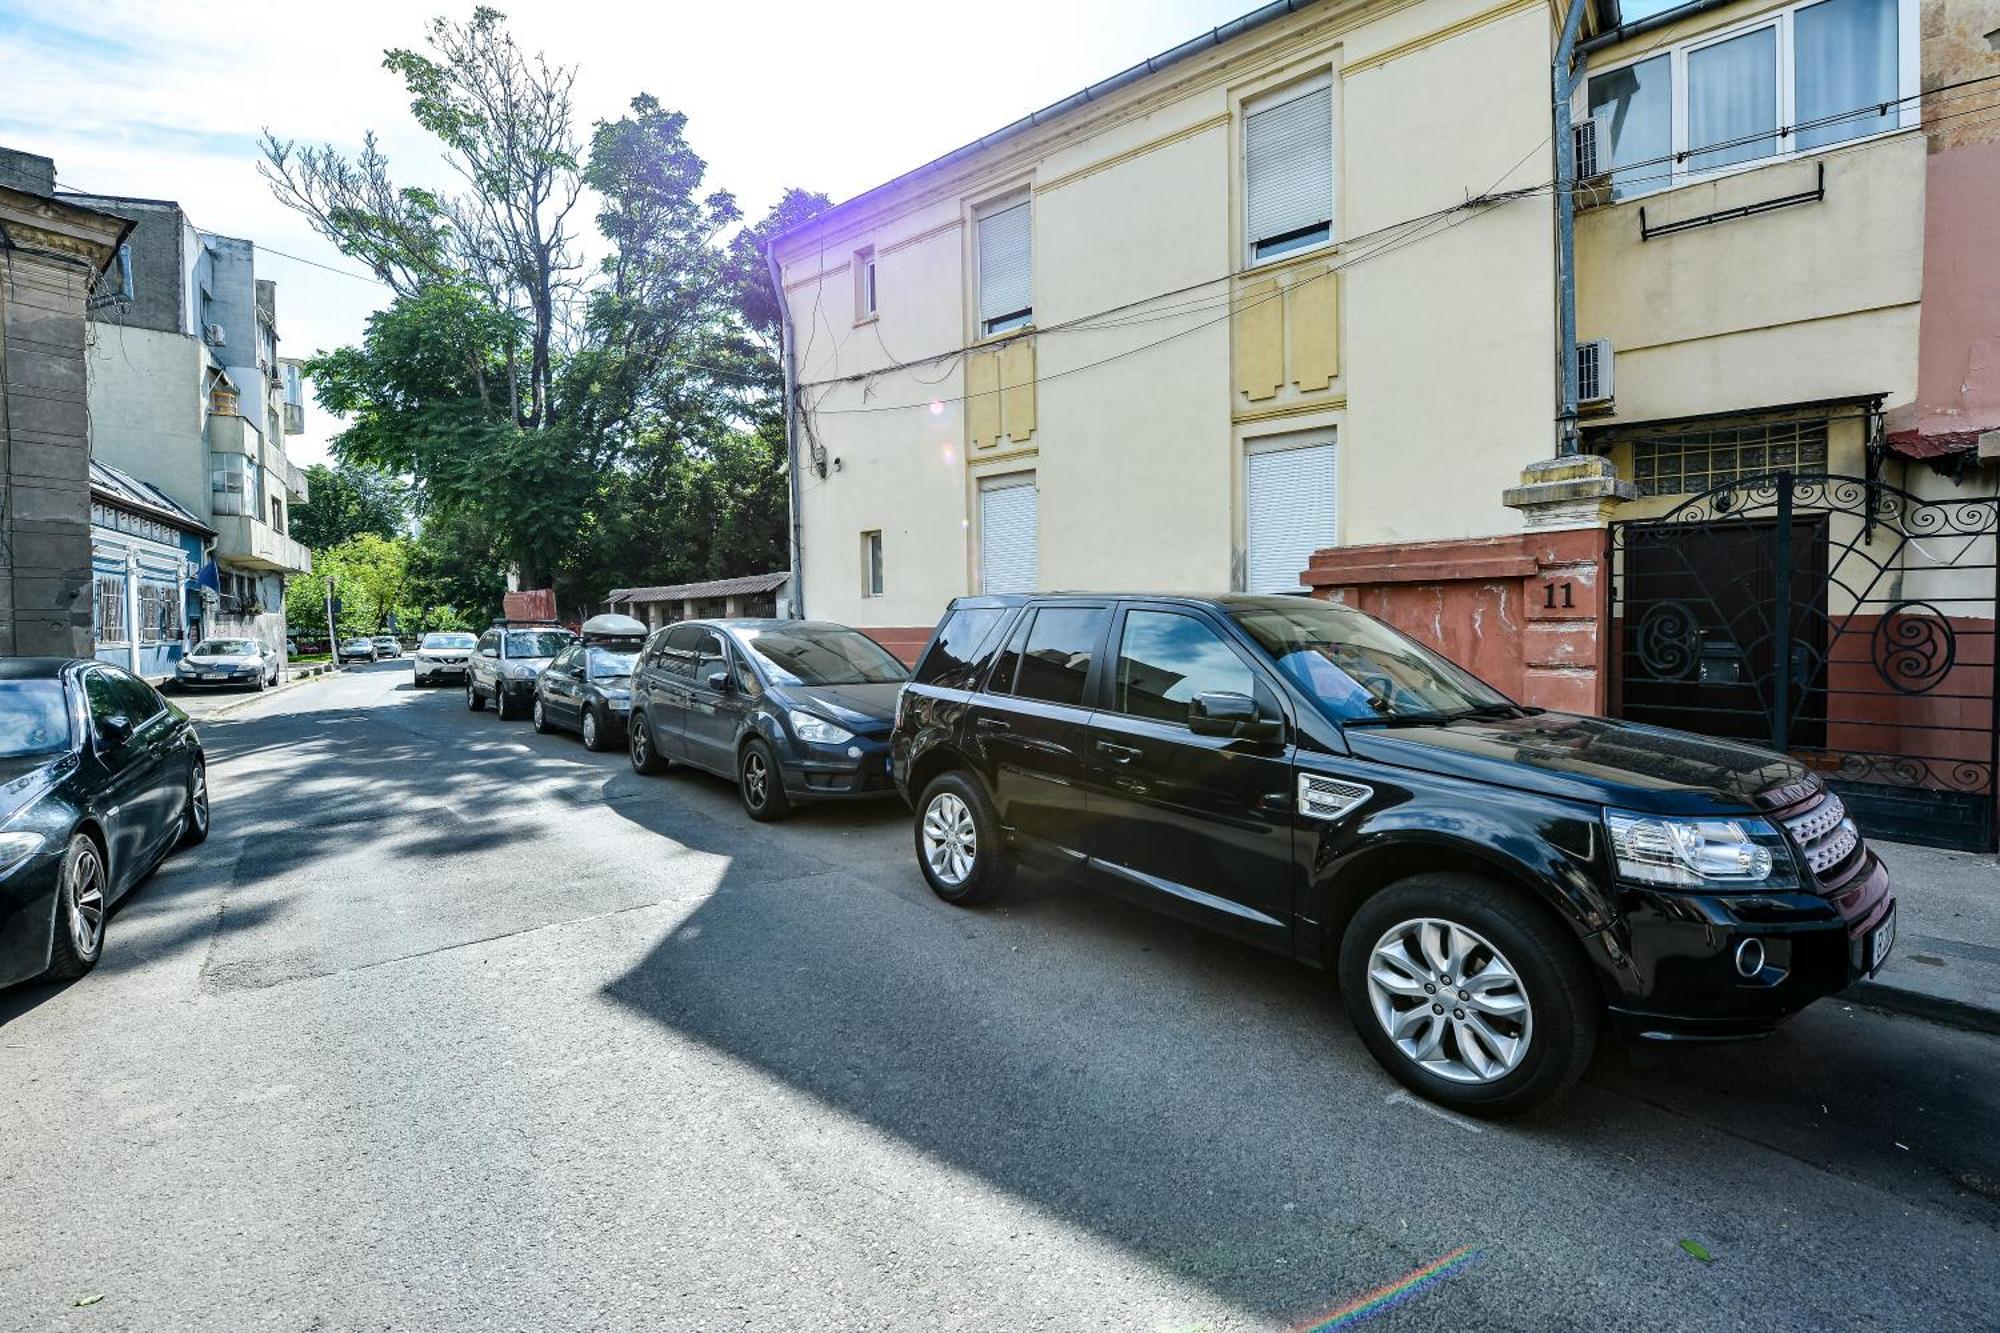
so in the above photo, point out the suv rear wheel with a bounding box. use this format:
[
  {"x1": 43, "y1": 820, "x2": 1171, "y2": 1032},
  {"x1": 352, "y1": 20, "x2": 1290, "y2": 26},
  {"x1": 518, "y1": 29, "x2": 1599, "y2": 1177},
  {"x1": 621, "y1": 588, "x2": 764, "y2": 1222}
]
[
  {"x1": 1338, "y1": 873, "x2": 1596, "y2": 1117},
  {"x1": 629, "y1": 711, "x2": 669, "y2": 774},
  {"x1": 914, "y1": 772, "x2": 1011, "y2": 905},
  {"x1": 467, "y1": 679, "x2": 485, "y2": 712},
  {"x1": 494, "y1": 682, "x2": 518, "y2": 720}
]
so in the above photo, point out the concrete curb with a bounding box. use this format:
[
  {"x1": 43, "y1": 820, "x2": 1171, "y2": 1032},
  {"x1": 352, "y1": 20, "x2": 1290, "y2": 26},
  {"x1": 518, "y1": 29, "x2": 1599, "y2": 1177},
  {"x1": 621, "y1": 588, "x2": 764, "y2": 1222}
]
[
  {"x1": 179, "y1": 663, "x2": 336, "y2": 719},
  {"x1": 1848, "y1": 977, "x2": 2000, "y2": 1038}
]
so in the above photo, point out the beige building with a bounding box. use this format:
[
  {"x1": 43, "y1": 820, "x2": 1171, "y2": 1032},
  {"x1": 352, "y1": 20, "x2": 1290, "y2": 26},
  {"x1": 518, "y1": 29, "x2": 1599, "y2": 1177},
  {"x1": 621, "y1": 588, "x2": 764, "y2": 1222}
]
[{"x1": 770, "y1": 0, "x2": 1567, "y2": 654}]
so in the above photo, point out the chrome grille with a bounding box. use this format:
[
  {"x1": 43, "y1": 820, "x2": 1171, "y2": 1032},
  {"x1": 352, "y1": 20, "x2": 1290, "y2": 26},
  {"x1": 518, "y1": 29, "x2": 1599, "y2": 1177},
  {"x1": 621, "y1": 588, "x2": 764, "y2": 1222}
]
[{"x1": 1783, "y1": 792, "x2": 1861, "y2": 878}]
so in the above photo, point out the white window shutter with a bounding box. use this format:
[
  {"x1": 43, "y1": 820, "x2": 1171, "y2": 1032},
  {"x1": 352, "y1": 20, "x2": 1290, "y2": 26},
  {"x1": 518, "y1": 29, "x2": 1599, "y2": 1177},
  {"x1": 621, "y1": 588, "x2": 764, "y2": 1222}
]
[
  {"x1": 980, "y1": 480, "x2": 1039, "y2": 594},
  {"x1": 1245, "y1": 86, "x2": 1333, "y2": 247},
  {"x1": 977, "y1": 203, "x2": 1032, "y2": 325},
  {"x1": 1246, "y1": 439, "x2": 1337, "y2": 593}
]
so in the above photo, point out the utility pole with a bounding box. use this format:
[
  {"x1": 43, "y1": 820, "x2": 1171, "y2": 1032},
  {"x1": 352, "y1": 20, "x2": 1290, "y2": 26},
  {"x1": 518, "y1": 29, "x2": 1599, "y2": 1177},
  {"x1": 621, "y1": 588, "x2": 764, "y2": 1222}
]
[{"x1": 324, "y1": 577, "x2": 339, "y2": 672}]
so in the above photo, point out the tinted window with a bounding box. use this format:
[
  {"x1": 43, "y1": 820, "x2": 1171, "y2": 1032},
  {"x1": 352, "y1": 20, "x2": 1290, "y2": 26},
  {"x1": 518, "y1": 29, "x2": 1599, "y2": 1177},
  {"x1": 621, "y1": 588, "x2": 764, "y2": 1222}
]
[
  {"x1": 913, "y1": 607, "x2": 1009, "y2": 688},
  {"x1": 1229, "y1": 598, "x2": 1510, "y2": 722},
  {"x1": 0, "y1": 680, "x2": 72, "y2": 758},
  {"x1": 1116, "y1": 611, "x2": 1256, "y2": 723},
  {"x1": 108, "y1": 670, "x2": 163, "y2": 724},
  {"x1": 741, "y1": 626, "x2": 909, "y2": 686},
  {"x1": 1003, "y1": 607, "x2": 1106, "y2": 707},
  {"x1": 694, "y1": 632, "x2": 728, "y2": 687},
  {"x1": 661, "y1": 625, "x2": 705, "y2": 680}
]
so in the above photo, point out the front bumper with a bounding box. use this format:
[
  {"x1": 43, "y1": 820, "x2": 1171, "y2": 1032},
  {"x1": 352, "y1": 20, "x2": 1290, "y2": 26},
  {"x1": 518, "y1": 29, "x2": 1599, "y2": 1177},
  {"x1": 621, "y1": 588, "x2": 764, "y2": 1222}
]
[
  {"x1": 499, "y1": 677, "x2": 539, "y2": 700},
  {"x1": 176, "y1": 668, "x2": 262, "y2": 687},
  {"x1": 0, "y1": 849, "x2": 65, "y2": 989},
  {"x1": 780, "y1": 735, "x2": 898, "y2": 802},
  {"x1": 414, "y1": 660, "x2": 469, "y2": 680},
  {"x1": 1600, "y1": 850, "x2": 1895, "y2": 1041}
]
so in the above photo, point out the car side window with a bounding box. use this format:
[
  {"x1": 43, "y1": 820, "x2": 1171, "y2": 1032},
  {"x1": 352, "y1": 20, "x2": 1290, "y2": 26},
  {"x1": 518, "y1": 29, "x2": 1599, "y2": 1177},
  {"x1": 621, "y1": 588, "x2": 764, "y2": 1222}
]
[
  {"x1": 1002, "y1": 606, "x2": 1107, "y2": 707},
  {"x1": 83, "y1": 670, "x2": 120, "y2": 743},
  {"x1": 477, "y1": 631, "x2": 500, "y2": 658},
  {"x1": 661, "y1": 625, "x2": 704, "y2": 681},
  {"x1": 914, "y1": 607, "x2": 1010, "y2": 690},
  {"x1": 1115, "y1": 611, "x2": 1257, "y2": 724},
  {"x1": 640, "y1": 628, "x2": 670, "y2": 669},
  {"x1": 695, "y1": 632, "x2": 727, "y2": 688},
  {"x1": 553, "y1": 646, "x2": 580, "y2": 675}
]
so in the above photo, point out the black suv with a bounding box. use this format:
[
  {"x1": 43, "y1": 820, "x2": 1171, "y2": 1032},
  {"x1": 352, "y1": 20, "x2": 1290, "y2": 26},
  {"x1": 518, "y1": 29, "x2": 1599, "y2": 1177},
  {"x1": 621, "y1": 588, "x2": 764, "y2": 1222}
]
[{"x1": 890, "y1": 594, "x2": 1896, "y2": 1116}]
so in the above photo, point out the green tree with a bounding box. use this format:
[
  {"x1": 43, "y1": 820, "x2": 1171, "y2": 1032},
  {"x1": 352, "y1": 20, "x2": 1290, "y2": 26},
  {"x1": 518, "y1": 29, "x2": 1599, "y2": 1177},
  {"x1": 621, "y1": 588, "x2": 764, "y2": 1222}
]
[{"x1": 290, "y1": 462, "x2": 408, "y2": 550}]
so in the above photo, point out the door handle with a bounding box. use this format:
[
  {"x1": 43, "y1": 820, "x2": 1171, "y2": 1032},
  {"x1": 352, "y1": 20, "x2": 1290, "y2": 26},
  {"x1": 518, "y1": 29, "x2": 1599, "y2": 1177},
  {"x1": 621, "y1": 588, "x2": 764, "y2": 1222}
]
[
  {"x1": 1095, "y1": 740, "x2": 1141, "y2": 763},
  {"x1": 976, "y1": 717, "x2": 1011, "y2": 734}
]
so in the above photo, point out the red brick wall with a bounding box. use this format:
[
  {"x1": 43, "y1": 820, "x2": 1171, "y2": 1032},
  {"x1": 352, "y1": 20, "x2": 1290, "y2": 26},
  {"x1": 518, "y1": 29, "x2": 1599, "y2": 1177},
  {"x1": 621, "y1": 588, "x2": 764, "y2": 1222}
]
[
  {"x1": 1301, "y1": 530, "x2": 1610, "y2": 714},
  {"x1": 860, "y1": 625, "x2": 936, "y2": 667}
]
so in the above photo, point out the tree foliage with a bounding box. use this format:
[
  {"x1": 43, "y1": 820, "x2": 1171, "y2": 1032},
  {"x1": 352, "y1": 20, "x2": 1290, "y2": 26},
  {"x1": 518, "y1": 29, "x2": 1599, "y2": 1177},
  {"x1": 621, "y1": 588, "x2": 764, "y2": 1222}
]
[
  {"x1": 290, "y1": 462, "x2": 409, "y2": 551},
  {"x1": 265, "y1": 8, "x2": 830, "y2": 615}
]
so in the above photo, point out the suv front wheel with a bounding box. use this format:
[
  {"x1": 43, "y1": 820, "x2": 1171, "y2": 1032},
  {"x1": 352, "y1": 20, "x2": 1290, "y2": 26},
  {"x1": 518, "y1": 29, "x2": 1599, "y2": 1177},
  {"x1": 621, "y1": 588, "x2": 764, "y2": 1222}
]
[
  {"x1": 914, "y1": 772, "x2": 1011, "y2": 905},
  {"x1": 1338, "y1": 873, "x2": 1596, "y2": 1117}
]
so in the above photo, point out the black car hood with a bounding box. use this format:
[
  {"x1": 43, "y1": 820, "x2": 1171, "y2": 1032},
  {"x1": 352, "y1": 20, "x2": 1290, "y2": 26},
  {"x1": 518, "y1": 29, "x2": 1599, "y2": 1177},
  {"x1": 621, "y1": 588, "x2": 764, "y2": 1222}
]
[
  {"x1": 1343, "y1": 710, "x2": 1811, "y2": 815},
  {"x1": 782, "y1": 682, "x2": 903, "y2": 735},
  {"x1": 0, "y1": 753, "x2": 70, "y2": 826}
]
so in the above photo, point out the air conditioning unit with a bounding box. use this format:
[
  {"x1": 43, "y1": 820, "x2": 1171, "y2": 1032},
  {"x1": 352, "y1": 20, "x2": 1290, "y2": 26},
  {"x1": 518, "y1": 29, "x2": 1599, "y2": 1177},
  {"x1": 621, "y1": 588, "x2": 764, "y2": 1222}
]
[
  {"x1": 1577, "y1": 338, "x2": 1615, "y2": 408},
  {"x1": 1572, "y1": 119, "x2": 1603, "y2": 182},
  {"x1": 203, "y1": 323, "x2": 227, "y2": 346}
]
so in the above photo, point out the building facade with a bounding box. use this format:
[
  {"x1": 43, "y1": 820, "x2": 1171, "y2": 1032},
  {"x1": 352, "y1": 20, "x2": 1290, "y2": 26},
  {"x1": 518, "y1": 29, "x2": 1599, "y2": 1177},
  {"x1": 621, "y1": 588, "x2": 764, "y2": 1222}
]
[
  {"x1": 70, "y1": 194, "x2": 312, "y2": 657},
  {"x1": 0, "y1": 148, "x2": 131, "y2": 659},
  {"x1": 88, "y1": 460, "x2": 213, "y2": 680}
]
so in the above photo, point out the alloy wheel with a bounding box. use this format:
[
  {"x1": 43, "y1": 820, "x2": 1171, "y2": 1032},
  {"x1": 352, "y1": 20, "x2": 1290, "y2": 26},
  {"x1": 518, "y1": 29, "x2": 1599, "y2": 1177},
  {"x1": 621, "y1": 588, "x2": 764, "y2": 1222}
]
[
  {"x1": 190, "y1": 764, "x2": 209, "y2": 834},
  {"x1": 1365, "y1": 917, "x2": 1533, "y2": 1085},
  {"x1": 742, "y1": 750, "x2": 769, "y2": 809},
  {"x1": 67, "y1": 842, "x2": 105, "y2": 959},
  {"x1": 582, "y1": 711, "x2": 598, "y2": 749},
  {"x1": 631, "y1": 721, "x2": 649, "y2": 766},
  {"x1": 921, "y1": 792, "x2": 977, "y2": 887}
]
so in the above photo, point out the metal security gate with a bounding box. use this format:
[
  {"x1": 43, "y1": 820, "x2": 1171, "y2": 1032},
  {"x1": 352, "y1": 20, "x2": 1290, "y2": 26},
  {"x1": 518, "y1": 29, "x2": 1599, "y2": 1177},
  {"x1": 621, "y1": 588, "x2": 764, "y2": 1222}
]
[{"x1": 1609, "y1": 472, "x2": 2000, "y2": 852}]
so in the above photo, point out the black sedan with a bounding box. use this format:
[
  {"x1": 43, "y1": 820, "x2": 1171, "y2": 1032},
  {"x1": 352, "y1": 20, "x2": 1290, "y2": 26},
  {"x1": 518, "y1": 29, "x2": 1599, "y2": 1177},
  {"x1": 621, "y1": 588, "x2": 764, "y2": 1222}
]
[
  {"x1": 533, "y1": 641, "x2": 639, "y2": 751},
  {"x1": 627, "y1": 620, "x2": 908, "y2": 820},
  {"x1": 0, "y1": 659, "x2": 208, "y2": 988}
]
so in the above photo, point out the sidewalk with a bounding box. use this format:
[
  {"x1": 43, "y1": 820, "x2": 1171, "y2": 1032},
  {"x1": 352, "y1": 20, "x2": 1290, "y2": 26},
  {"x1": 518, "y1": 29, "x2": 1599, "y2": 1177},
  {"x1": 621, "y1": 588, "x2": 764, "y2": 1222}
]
[{"x1": 1851, "y1": 840, "x2": 2000, "y2": 1036}]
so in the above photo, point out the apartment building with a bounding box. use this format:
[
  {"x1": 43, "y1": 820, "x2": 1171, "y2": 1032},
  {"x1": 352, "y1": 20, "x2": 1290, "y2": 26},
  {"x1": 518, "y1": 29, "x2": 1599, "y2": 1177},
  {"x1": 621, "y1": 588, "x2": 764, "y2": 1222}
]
[{"x1": 68, "y1": 194, "x2": 312, "y2": 655}]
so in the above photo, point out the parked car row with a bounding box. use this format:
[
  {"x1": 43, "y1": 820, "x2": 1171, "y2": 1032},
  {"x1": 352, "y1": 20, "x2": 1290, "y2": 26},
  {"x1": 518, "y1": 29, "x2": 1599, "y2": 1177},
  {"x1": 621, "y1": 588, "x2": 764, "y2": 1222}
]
[{"x1": 449, "y1": 594, "x2": 1897, "y2": 1116}]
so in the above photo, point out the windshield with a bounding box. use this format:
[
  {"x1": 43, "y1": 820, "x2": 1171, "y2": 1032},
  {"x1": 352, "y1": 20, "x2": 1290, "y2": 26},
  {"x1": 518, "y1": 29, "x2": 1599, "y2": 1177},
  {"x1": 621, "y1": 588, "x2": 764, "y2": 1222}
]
[
  {"x1": 1229, "y1": 598, "x2": 1513, "y2": 723},
  {"x1": 0, "y1": 680, "x2": 72, "y2": 758},
  {"x1": 505, "y1": 630, "x2": 573, "y2": 659},
  {"x1": 741, "y1": 627, "x2": 910, "y2": 687},
  {"x1": 586, "y1": 648, "x2": 637, "y2": 680},
  {"x1": 194, "y1": 640, "x2": 259, "y2": 656},
  {"x1": 422, "y1": 634, "x2": 476, "y2": 650}
]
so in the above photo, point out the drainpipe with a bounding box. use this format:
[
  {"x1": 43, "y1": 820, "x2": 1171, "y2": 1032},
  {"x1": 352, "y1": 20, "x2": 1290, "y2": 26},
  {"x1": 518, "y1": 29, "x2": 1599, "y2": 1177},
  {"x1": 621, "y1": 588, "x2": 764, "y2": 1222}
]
[
  {"x1": 764, "y1": 242, "x2": 805, "y2": 620},
  {"x1": 1553, "y1": 0, "x2": 1591, "y2": 457},
  {"x1": 124, "y1": 550, "x2": 141, "y2": 675}
]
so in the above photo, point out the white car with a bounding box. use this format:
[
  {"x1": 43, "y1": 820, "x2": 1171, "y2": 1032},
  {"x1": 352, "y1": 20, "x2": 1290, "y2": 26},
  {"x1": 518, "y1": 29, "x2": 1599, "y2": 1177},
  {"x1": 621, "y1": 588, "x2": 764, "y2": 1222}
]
[
  {"x1": 175, "y1": 637, "x2": 280, "y2": 690},
  {"x1": 337, "y1": 637, "x2": 378, "y2": 663},
  {"x1": 412, "y1": 632, "x2": 478, "y2": 686}
]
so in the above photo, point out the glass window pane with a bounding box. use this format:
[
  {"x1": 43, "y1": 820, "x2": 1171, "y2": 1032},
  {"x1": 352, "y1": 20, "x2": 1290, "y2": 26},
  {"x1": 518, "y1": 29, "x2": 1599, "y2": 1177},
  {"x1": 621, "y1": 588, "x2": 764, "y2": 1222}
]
[
  {"x1": 914, "y1": 607, "x2": 1009, "y2": 688},
  {"x1": 1010, "y1": 607, "x2": 1106, "y2": 707},
  {"x1": 1116, "y1": 612, "x2": 1256, "y2": 724},
  {"x1": 1796, "y1": 0, "x2": 1899, "y2": 150},
  {"x1": 1588, "y1": 54, "x2": 1672, "y2": 199},
  {"x1": 1689, "y1": 27, "x2": 1779, "y2": 172}
]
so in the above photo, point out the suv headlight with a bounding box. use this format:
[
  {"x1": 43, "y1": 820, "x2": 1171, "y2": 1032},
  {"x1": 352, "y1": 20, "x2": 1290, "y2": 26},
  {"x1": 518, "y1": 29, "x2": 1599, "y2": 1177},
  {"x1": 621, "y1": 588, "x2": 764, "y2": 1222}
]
[
  {"x1": 788, "y1": 709, "x2": 853, "y2": 745},
  {"x1": 1605, "y1": 809, "x2": 1798, "y2": 889}
]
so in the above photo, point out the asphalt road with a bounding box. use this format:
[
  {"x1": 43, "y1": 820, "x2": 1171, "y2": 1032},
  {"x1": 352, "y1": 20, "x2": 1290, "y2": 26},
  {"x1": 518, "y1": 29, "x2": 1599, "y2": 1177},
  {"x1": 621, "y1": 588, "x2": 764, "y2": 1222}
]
[{"x1": 2, "y1": 661, "x2": 1995, "y2": 1331}]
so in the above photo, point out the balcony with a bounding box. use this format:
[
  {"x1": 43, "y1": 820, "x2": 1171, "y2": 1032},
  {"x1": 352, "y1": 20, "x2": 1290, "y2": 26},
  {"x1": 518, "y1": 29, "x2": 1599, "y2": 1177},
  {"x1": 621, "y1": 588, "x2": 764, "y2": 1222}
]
[
  {"x1": 213, "y1": 513, "x2": 312, "y2": 575},
  {"x1": 206, "y1": 411, "x2": 259, "y2": 459}
]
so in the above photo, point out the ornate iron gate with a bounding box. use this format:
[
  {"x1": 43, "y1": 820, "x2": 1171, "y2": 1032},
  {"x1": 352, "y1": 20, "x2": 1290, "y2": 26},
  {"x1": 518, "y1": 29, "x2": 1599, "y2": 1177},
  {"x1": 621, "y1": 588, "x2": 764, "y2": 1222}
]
[{"x1": 1609, "y1": 472, "x2": 2000, "y2": 852}]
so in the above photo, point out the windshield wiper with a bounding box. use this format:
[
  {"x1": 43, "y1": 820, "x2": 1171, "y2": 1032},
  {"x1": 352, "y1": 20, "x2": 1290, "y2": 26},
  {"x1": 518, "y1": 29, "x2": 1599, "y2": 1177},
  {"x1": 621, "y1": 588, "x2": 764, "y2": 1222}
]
[{"x1": 1343, "y1": 711, "x2": 1452, "y2": 727}]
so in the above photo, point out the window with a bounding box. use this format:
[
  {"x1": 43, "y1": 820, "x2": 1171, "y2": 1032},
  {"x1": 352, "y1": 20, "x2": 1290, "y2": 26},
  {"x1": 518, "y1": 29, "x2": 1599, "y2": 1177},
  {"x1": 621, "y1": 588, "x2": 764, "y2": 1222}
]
[
  {"x1": 211, "y1": 453, "x2": 259, "y2": 517},
  {"x1": 0, "y1": 680, "x2": 72, "y2": 758},
  {"x1": 855, "y1": 246, "x2": 877, "y2": 319},
  {"x1": 913, "y1": 606, "x2": 1011, "y2": 689},
  {"x1": 740, "y1": 626, "x2": 908, "y2": 686},
  {"x1": 694, "y1": 631, "x2": 730, "y2": 689},
  {"x1": 1627, "y1": 418, "x2": 1829, "y2": 497},
  {"x1": 861, "y1": 530, "x2": 884, "y2": 598},
  {"x1": 1245, "y1": 433, "x2": 1337, "y2": 594},
  {"x1": 660, "y1": 624, "x2": 706, "y2": 679},
  {"x1": 477, "y1": 631, "x2": 500, "y2": 658},
  {"x1": 1116, "y1": 611, "x2": 1257, "y2": 724},
  {"x1": 94, "y1": 576, "x2": 125, "y2": 644},
  {"x1": 979, "y1": 475, "x2": 1038, "y2": 594},
  {"x1": 283, "y1": 361, "x2": 304, "y2": 408},
  {"x1": 1583, "y1": 0, "x2": 1908, "y2": 199},
  {"x1": 995, "y1": 606, "x2": 1107, "y2": 707},
  {"x1": 1244, "y1": 77, "x2": 1334, "y2": 264},
  {"x1": 976, "y1": 200, "x2": 1032, "y2": 336},
  {"x1": 270, "y1": 497, "x2": 285, "y2": 533}
]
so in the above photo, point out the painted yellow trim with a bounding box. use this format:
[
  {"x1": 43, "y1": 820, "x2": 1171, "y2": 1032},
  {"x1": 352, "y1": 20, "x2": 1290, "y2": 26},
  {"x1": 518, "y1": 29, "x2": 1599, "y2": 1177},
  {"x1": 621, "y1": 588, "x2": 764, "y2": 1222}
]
[
  {"x1": 1237, "y1": 241, "x2": 1342, "y2": 282},
  {"x1": 1233, "y1": 395, "x2": 1348, "y2": 425},
  {"x1": 1341, "y1": 0, "x2": 1544, "y2": 76},
  {"x1": 1035, "y1": 114, "x2": 1233, "y2": 195},
  {"x1": 878, "y1": 218, "x2": 962, "y2": 258},
  {"x1": 968, "y1": 445, "x2": 1040, "y2": 469}
]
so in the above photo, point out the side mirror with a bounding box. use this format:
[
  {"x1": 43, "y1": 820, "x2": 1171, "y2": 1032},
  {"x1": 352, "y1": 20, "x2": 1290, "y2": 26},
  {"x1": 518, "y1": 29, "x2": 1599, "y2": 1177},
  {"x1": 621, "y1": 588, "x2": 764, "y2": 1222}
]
[
  {"x1": 705, "y1": 670, "x2": 734, "y2": 694},
  {"x1": 1188, "y1": 691, "x2": 1282, "y2": 743},
  {"x1": 99, "y1": 714, "x2": 135, "y2": 747}
]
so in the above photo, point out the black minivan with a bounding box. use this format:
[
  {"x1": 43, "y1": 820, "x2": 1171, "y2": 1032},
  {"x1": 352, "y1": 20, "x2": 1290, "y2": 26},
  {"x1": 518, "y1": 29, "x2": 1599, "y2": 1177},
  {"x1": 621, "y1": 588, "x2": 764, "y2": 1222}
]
[
  {"x1": 890, "y1": 594, "x2": 1896, "y2": 1116},
  {"x1": 628, "y1": 619, "x2": 909, "y2": 820}
]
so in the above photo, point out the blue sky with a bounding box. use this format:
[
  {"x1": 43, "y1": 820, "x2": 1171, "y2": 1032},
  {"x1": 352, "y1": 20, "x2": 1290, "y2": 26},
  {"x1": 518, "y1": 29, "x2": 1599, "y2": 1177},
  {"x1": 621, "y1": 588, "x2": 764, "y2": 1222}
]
[{"x1": 1, "y1": 0, "x2": 1263, "y2": 464}]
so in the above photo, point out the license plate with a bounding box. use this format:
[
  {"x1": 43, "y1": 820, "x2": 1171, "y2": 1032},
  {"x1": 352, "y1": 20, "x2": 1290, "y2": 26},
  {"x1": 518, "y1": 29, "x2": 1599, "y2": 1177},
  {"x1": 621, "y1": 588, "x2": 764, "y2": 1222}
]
[{"x1": 1867, "y1": 904, "x2": 1897, "y2": 975}]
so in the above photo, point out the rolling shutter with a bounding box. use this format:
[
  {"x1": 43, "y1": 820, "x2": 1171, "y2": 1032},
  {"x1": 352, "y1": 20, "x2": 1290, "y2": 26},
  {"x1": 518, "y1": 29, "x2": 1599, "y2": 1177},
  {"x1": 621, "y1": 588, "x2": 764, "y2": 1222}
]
[
  {"x1": 980, "y1": 478, "x2": 1038, "y2": 594},
  {"x1": 1245, "y1": 84, "x2": 1333, "y2": 248},
  {"x1": 977, "y1": 202, "x2": 1032, "y2": 327},
  {"x1": 1245, "y1": 438, "x2": 1337, "y2": 593}
]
